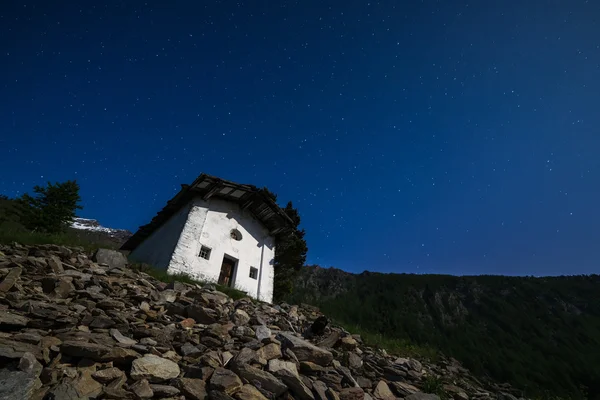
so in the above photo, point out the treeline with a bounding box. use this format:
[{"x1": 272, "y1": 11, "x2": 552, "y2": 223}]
[{"x1": 287, "y1": 267, "x2": 600, "y2": 400}]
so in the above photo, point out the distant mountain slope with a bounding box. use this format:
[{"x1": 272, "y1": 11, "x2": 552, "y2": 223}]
[
  {"x1": 70, "y1": 217, "x2": 132, "y2": 246},
  {"x1": 286, "y1": 266, "x2": 600, "y2": 399}
]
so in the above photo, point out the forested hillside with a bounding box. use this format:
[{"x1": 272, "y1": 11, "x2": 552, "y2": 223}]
[{"x1": 286, "y1": 266, "x2": 600, "y2": 399}]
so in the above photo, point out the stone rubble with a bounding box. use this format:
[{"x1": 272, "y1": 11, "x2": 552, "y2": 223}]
[{"x1": 0, "y1": 243, "x2": 525, "y2": 400}]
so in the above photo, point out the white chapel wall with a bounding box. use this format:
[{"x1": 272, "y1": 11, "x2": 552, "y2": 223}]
[
  {"x1": 128, "y1": 203, "x2": 192, "y2": 270},
  {"x1": 169, "y1": 196, "x2": 275, "y2": 302}
]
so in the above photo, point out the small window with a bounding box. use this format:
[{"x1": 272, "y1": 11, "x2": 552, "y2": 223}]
[
  {"x1": 249, "y1": 267, "x2": 258, "y2": 280},
  {"x1": 230, "y1": 229, "x2": 242, "y2": 241},
  {"x1": 199, "y1": 245, "x2": 211, "y2": 260}
]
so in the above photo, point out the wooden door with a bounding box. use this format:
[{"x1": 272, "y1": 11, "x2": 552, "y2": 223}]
[{"x1": 218, "y1": 257, "x2": 236, "y2": 287}]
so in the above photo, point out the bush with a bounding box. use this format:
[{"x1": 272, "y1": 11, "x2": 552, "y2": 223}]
[{"x1": 16, "y1": 180, "x2": 82, "y2": 234}]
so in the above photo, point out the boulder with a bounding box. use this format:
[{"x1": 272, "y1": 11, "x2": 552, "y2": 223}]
[
  {"x1": 340, "y1": 387, "x2": 365, "y2": 400},
  {"x1": 93, "y1": 248, "x2": 127, "y2": 269},
  {"x1": 232, "y1": 309, "x2": 250, "y2": 325},
  {"x1": 373, "y1": 381, "x2": 395, "y2": 400},
  {"x1": 232, "y1": 363, "x2": 287, "y2": 396},
  {"x1": 210, "y1": 368, "x2": 243, "y2": 394},
  {"x1": 277, "y1": 332, "x2": 333, "y2": 366},
  {"x1": 176, "y1": 377, "x2": 208, "y2": 400},
  {"x1": 235, "y1": 384, "x2": 270, "y2": 400},
  {"x1": 130, "y1": 354, "x2": 181, "y2": 382}
]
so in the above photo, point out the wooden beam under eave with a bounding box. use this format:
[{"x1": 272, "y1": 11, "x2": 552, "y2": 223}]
[
  {"x1": 203, "y1": 184, "x2": 221, "y2": 201},
  {"x1": 241, "y1": 196, "x2": 256, "y2": 210}
]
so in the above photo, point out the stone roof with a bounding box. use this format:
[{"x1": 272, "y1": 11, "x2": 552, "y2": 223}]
[{"x1": 120, "y1": 173, "x2": 295, "y2": 251}]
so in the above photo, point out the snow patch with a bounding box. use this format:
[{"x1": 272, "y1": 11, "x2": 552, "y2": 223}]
[{"x1": 70, "y1": 217, "x2": 131, "y2": 238}]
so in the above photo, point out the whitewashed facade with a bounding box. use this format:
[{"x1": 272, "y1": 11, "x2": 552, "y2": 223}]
[{"x1": 123, "y1": 174, "x2": 293, "y2": 304}]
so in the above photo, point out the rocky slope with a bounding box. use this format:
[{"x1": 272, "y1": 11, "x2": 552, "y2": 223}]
[{"x1": 0, "y1": 244, "x2": 523, "y2": 400}]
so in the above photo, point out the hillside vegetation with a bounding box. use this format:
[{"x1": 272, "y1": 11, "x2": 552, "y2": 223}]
[
  {"x1": 286, "y1": 266, "x2": 600, "y2": 400},
  {"x1": 0, "y1": 194, "x2": 127, "y2": 250}
]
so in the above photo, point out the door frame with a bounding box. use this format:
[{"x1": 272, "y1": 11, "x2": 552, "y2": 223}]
[{"x1": 219, "y1": 254, "x2": 238, "y2": 288}]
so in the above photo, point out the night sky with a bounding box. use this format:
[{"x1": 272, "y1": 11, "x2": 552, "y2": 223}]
[{"x1": 1, "y1": 1, "x2": 599, "y2": 276}]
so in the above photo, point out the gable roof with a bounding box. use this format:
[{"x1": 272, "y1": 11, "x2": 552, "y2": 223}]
[{"x1": 120, "y1": 173, "x2": 295, "y2": 251}]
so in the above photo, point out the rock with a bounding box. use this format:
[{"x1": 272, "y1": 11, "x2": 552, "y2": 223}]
[
  {"x1": 73, "y1": 368, "x2": 104, "y2": 398},
  {"x1": 90, "y1": 315, "x2": 115, "y2": 328},
  {"x1": 0, "y1": 310, "x2": 29, "y2": 328},
  {"x1": 98, "y1": 299, "x2": 126, "y2": 310},
  {"x1": 0, "y1": 266, "x2": 21, "y2": 292},
  {"x1": 210, "y1": 368, "x2": 243, "y2": 395},
  {"x1": 47, "y1": 382, "x2": 81, "y2": 400},
  {"x1": 93, "y1": 367, "x2": 125, "y2": 383},
  {"x1": 444, "y1": 385, "x2": 469, "y2": 400},
  {"x1": 339, "y1": 336, "x2": 358, "y2": 350},
  {"x1": 180, "y1": 318, "x2": 196, "y2": 329},
  {"x1": 181, "y1": 342, "x2": 205, "y2": 358},
  {"x1": 131, "y1": 354, "x2": 181, "y2": 382},
  {"x1": 347, "y1": 352, "x2": 363, "y2": 370},
  {"x1": 233, "y1": 347, "x2": 258, "y2": 365},
  {"x1": 394, "y1": 357, "x2": 422, "y2": 372},
  {"x1": 54, "y1": 278, "x2": 75, "y2": 298},
  {"x1": 232, "y1": 362, "x2": 287, "y2": 396},
  {"x1": 232, "y1": 309, "x2": 250, "y2": 325},
  {"x1": 321, "y1": 373, "x2": 343, "y2": 391},
  {"x1": 110, "y1": 328, "x2": 138, "y2": 346},
  {"x1": 316, "y1": 331, "x2": 341, "y2": 348},
  {"x1": 274, "y1": 368, "x2": 315, "y2": 400},
  {"x1": 150, "y1": 384, "x2": 181, "y2": 397},
  {"x1": 373, "y1": 381, "x2": 395, "y2": 400},
  {"x1": 48, "y1": 255, "x2": 64, "y2": 273},
  {"x1": 210, "y1": 390, "x2": 237, "y2": 400},
  {"x1": 93, "y1": 248, "x2": 127, "y2": 269},
  {"x1": 255, "y1": 325, "x2": 271, "y2": 341},
  {"x1": 61, "y1": 340, "x2": 112, "y2": 361},
  {"x1": 187, "y1": 304, "x2": 217, "y2": 324},
  {"x1": 19, "y1": 352, "x2": 42, "y2": 376},
  {"x1": 300, "y1": 361, "x2": 324, "y2": 374},
  {"x1": 0, "y1": 338, "x2": 42, "y2": 361},
  {"x1": 256, "y1": 343, "x2": 282, "y2": 361},
  {"x1": 405, "y1": 394, "x2": 441, "y2": 400},
  {"x1": 328, "y1": 388, "x2": 341, "y2": 400},
  {"x1": 234, "y1": 384, "x2": 269, "y2": 400},
  {"x1": 176, "y1": 377, "x2": 208, "y2": 400},
  {"x1": 130, "y1": 379, "x2": 154, "y2": 399},
  {"x1": 340, "y1": 387, "x2": 365, "y2": 400},
  {"x1": 107, "y1": 347, "x2": 140, "y2": 364},
  {"x1": 356, "y1": 376, "x2": 372, "y2": 389},
  {"x1": 0, "y1": 362, "x2": 42, "y2": 400},
  {"x1": 390, "y1": 382, "x2": 419, "y2": 397},
  {"x1": 336, "y1": 365, "x2": 360, "y2": 388},
  {"x1": 277, "y1": 332, "x2": 333, "y2": 366},
  {"x1": 312, "y1": 381, "x2": 329, "y2": 400},
  {"x1": 268, "y1": 359, "x2": 299, "y2": 376}
]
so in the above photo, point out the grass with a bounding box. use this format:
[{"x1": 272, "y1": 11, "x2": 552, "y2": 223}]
[
  {"x1": 131, "y1": 262, "x2": 250, "y2": 301},
  {"x1": 422, "y1": 375, "x2": 449, "y2": 400},
  {"x1": 332, "y1": 319, "x2": 439, "y2": 361},
  {"x1": 0, "y1": 226, "x2": 106, "y2": 252}
]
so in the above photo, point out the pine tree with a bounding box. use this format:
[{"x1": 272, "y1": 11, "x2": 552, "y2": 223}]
[
  {"x1": 261, "y1": 188, "x2": 308, "y2": 301},
  {"x1": 16, "y1": 180, "x2": 83, "y2": 234}
]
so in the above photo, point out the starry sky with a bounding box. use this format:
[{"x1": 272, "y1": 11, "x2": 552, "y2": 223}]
[{"x1": 1, "y1": 1, "x2": 599, "y2": 276}]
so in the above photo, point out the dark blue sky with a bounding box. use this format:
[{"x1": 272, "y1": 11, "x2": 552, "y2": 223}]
[{"x1": 1, "y1": 1, "x2": 599, "y2": 276}]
